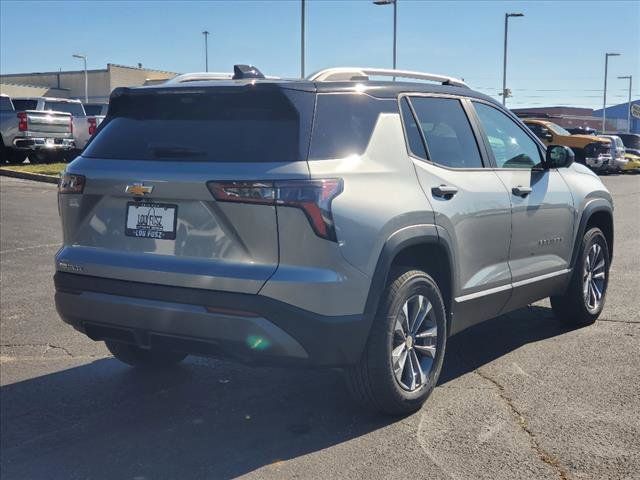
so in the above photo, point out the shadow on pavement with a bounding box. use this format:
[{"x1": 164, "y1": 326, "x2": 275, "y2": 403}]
[{"x1": 1, "y1": 305, "x2": 570, "y2": 479}]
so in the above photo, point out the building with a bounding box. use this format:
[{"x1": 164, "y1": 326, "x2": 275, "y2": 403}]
[
  {"x1": 0, "y1": 63, "x2": 178, "y2": 103},
  {"x1": 511, "y1": 101, "x2": 640, "y2": 134},
  {"x1": 593, "y1": 101, "x2": 640, "y2": 134}
]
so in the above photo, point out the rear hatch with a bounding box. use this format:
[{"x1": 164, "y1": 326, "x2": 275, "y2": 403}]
[{"x1": 58, "y1": 84, "x2": 315, "y2": 294}]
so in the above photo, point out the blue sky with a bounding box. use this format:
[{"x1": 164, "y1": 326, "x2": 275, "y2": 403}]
[{"x1": 1, "y1": 0, "x2": 638, "y2": 108}]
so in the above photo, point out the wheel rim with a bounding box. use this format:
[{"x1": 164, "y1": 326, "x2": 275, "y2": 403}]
[
  {"x1": 391, "y1": 294, "x2": 438, "y2": 391},
  {"x1": 583, "y1": 243, "x2": 606, "y2": 313}
]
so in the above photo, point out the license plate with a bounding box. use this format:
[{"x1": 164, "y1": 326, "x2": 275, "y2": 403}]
[{"x1": 125, "y1": 202, "x2": 177, "y2": 240}]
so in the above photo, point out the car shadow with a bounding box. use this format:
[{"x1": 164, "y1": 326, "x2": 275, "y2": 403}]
[{"x1": 1, "y1": 305, "x2": 571, "y2": 479}]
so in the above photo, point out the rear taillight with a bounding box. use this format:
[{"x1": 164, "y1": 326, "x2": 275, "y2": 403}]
[
  {"x1": 59, "y1": 172, "x2": 85, "y2": 194},
  {"x1": 87, "y1": 117, "x2": 97, "y2": 136},
  {"x1": 69, "y1": 116, "x2": 73, "y2": 134},
  {"x1": 17, "y1": 112, "x2": 27, "y2": 131},
  {"x1": 208, "y1": 179, "x2": 343, "y2": 241}
]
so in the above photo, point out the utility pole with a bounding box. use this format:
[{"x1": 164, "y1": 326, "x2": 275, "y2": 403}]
[
  {"x1": 602, "y1": 52, "x2": 621, "y2": 131},
  {"x1": 618, "y1": 75, "x2": 633, "y2": 133},
  {"x1": 301, "y1": 0, "x2": 305, "y2": 78},
  {"x1": 502, "y1": 12, "x2": 524, "y2": 106},
  {"x1": 202, "y1": 30, "x2": 210, "y2": 72},
  {"x1": 373, "y1": 0, "x2": 397, "y2": 74},
  {"x1": 72, "y1": 54, "x2": 88, "y2": 103}
]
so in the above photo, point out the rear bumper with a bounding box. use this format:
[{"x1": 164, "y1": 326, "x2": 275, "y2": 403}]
[
  {"x1": 13, "y1": 137, "x2": 75, "y2": 150},
  {"x1": 54, "y1": 272, "x2": 369, "y2": 367}
]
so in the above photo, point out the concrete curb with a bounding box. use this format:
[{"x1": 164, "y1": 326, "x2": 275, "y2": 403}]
[{"x1": 0, "y1": 168, "x2": 59, "y2": 184}]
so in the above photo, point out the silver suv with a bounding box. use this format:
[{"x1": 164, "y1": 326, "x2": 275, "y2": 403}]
[{"x1": 55, "y1": 65, "x2": 614, "y2": 415}]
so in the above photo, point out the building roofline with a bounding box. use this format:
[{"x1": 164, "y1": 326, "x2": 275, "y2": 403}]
[
  {"x1": 0, "y1": 64, "x2": 179, "y2": 77},
  {"x1": 0, "y1": 81, "x2": 70, "y2": 91}
]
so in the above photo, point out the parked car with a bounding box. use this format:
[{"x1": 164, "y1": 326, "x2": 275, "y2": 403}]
[
  {"x1": 55, "y1": 65, "x2": 614, "y2": 415},
  {"x1": 13, "y1": 97, "x2": 98, "y2": 156},
  {"x1": 83, "y1": 103, "x2": 107, "y2": 129},
  {"x1": 598, "y1": 135, "x2": 627, "y2": 172},
  {"x1": 622, "y1": 152, "x2": 640, "y2": 173},
  {"x1": 522, "y1": 119, "x2": 612, "y2": 173},
  {"x1": 0, "y1": 94, "x2": 75, "y2": 164},
  {"x1": 601, "y1": 132, "x2": 640, "y2": 157}
]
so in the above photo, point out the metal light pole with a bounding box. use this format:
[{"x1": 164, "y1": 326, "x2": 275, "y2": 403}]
[
  {"x1": 202, "y1": 31, "x2": 210, "y2": 72},
  {"x1": 301, "y1": 0, "x2": 305, "y2": 78},
  {"x1": 602, "y1": 52, "x2": 621, "y2": 131},
  {"x1": 373, "y1": 0, "x2": 397, "y2": 73},
  {"x1": 72, "y1": 54, "x2": 88, "y2": 103},
  {"x1": 618, "y1": 75, "x2": 633, "y2": 133},
  {"x1": 502, "y1": 12, "x2": 523, "y2": 106}
]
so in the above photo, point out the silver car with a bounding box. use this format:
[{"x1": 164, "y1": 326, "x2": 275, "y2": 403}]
[
  {"x1": 55, "y1": 65, "x2": 614, "y2": 415},
  {"x1": 599, "y1": 134, "x2": 628, "y2": 172}
]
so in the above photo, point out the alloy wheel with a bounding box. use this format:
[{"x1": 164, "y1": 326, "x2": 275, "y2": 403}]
[{"x1": 583, "y1": 243, "x2": 606, "y2": 313}]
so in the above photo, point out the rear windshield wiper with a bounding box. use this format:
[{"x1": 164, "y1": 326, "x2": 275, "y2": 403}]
[{"x1": 149, "y1": 145, "x2": 206, "y2": 158}]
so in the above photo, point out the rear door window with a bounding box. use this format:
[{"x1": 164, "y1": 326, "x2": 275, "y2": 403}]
[
  {"x1": 407, "y1": 96, "x2": 484, "y2": 168},
  {"x1": 84, "y1": 88, "x2": 314, "y2": 162}
]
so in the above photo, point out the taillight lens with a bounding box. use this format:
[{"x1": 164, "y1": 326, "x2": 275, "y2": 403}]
[
  {"x1": 87, "y1": 117, "x2": 97, "y2": 136},
  {"x1": 59, "y1": 172, "x2": 85, "y2": 194},
  {"x1": 17, "y1": 112, "x2": 27, "y2": 131},
  {"x1": 208, "y1": 179, "x2": 343, "y2": 241}
]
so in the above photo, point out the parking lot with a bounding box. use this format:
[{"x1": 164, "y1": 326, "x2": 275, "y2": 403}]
[{"x1": 0, "y1": 174, "x2": 638, "y2": 480}]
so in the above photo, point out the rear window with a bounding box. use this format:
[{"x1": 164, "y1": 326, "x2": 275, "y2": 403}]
[
  {"x1": 84, "y1": 88, "x2": 314, "y2": 162},
  {"x1": 12, "y1": 99, "x2": 37, "y2": 111},
  {"x1": 309, "y1": 93, "x2": 397, "y2": 159},
  {"x1": 43, "y1": 101, "x2": 85, "y2": 116},
  {"x1": 0, "y1": 96, "x2": 13, "y2": 111}
]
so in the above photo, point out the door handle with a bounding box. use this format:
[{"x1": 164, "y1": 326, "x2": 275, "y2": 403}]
[
  {"x1": 512, "y1": 185, "x2": 533, "y2": 197},
  {"x1": 431, "y1": 185, "x2": 458, "y2": 198}
]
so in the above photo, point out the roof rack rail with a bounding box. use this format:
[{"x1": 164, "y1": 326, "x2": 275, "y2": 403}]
[
  {"x1": 307, "y1": 67, "x2": 468, "y2": 88},
  {"x1": 164, "y1": 72, "x2": 233, "y2": 84}
]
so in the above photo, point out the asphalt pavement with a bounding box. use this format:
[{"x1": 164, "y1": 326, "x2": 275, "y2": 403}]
[{"x1": 1, "y1": 174, "x2": 639, "y2": 480}]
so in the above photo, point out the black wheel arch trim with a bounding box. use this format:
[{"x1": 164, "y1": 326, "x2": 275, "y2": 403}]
[
  {"x1": 362, "y1": 224, "x2": 456, "y2": 339},
  {"x1": 570, "y1": 199, "x2": 614, "y2": 269}
]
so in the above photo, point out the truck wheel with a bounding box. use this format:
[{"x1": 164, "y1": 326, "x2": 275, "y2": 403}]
[
  {"x1": 8, "y1": 151, "x2": 28, "y2": 165},
  {"x1": 105, "y1": 340, "x2": 187, "y2": 368},
  {"x1": 551, "y1": 227, "x2": 610, "y2": 327},
  {"x1": 346, "y1": 268, "x2": 447, "y2": 415}
]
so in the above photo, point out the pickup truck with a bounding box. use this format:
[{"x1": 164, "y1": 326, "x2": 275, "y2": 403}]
[
  {"x1": 1, "y1": 94, "x2": 75, "y2": 164},
  {"x1": 522, "y1": 119, "x2": 612, "y2": 173},
  {"x1": 13, "y1": 97, "x2": 100, "y2": 155}
]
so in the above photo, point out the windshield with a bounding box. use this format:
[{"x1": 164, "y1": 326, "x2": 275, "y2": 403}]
[
  {"x1": 617, "y1": 134, "x2": 640, "y2": 150},
  {"x1": 546, "y1": 122, "x2": 571, "y2": 136}
]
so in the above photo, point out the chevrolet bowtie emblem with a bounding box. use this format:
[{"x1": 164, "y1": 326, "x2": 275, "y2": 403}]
[{"x1": 125, "y1": 183, "x2": 154, "y2": 196}]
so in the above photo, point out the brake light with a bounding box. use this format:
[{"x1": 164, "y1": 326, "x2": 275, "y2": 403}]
[
  {"x1": 208, "y1": 179, "x2": 343, "y2": 241},
  {"x1": 87, "y1": 117, "x2": 97, "y2": 136},
  {"x1": 59, "y1": 172, "x2": 85, "y2": 194},
  {"x1": 17, "y1": 112, "x2": 27, "y2": 131}
]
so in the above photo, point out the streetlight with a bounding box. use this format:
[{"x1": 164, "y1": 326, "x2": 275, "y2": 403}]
[
  {"x1": 72, "y1": 54, "x2": 88, "y2": 103},
  {"x1": 602, "y1": 52, "x2": 621, "y2": 131},
  {"x1": 618, "y1": 75, "x2": 633, "y2": 133},
  {"x1": 301, "y1": 0, "x2": 305, "y2": 78},
  {"x1": 501, "y1": 12, "x2": 524, "y2": 106},
  {"x1": 373, "y1": 0, "x2": 397, "y2": 73},
  {"x1": 202, "y1": 31, "x2": 210, "y2": 72}
]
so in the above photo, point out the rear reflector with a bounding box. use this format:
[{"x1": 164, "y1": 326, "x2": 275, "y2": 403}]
[
  {"x1": 59, "y1": 172, "x2": 85, "y2": 194},
  {"x1": 208, "y1": 179, "x2": 343, "y2": 241}
]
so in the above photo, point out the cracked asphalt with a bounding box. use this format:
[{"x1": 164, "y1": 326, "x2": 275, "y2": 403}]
[{"x1": 1, "y1": 174, "x2": 639, "y2": 480}]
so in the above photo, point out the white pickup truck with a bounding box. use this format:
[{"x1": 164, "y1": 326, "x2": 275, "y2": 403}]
[
  {"x1": 12, "y1": 97, "x2": 100, "y2": 156},
  {"x1": 0, "y1": 94, "x2": 75, "y2": 164}
]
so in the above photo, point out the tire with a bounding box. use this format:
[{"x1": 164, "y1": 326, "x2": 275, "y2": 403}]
[
  {"x1": 551, "y1": 227, "x2": 610, "y2": 327},
  {"x1": 346, "y1": 268, "x2": 447, "y2": 416},
  {"x1": 105, "y1": 340, "x2": 187, "y2": 368}
]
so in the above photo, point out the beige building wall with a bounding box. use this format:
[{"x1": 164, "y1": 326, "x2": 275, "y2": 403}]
[
  {"x1": 0, "y1": 83, "x2": 70, "y2": 98},
  {"x1": 0, "y1": 64, "x2": 178, "y2": 103}
]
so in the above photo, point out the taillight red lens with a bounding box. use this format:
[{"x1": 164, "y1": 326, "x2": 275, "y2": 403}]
[
  {"x1": 17, "y1": 112, "x2": 28, "y2": 131},
  {"x1": 208, "y1": 179, "x2": 343, "y2": 241},
  {"x1": 59, "y1": 172, "x2": 85, "y2": 194},
  {"x1": 87, "y1": 117, "x2": 97, "y2": 136}
]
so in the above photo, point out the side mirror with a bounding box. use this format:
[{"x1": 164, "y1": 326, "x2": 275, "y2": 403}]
[{"x1": 546, "y1": 145, "x2": 574, "y2": 169}]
